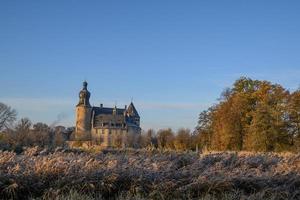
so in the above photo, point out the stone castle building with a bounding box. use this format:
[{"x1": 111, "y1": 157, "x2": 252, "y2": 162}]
[{"x1": 75, "y1": 81, "x2": 141, "y2": 148}]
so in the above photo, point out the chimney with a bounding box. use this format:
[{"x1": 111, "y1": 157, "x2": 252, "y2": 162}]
[{"x1": 100, "y1": 103, "x2": 103, "y2": 108}]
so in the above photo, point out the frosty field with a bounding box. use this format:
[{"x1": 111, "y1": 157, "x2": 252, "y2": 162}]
[{"x1": 0, "y1": 148, "x2": 299, "y2": 200}]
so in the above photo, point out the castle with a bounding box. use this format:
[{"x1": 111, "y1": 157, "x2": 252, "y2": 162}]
[{"x1": 75, "y1": 81, "x2": 141, "y2": 148}]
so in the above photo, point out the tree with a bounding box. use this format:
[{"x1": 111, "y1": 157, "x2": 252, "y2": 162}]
[
  {"x1": 244, "y1": 104, "x2": 274, "y2": 151},
  {"x1": 2, "y1": 118, "x2": 33, "y2": 149},
  {"x1": 210, "y1": 84, "x2": 255, "y2": 151},
  {"x1": 194, "y1": 108, "x2": 214, "y2": 150},
  {"x1": 174, "y1": 128, "x2": 191, "y2": 151},
  {"x1": 196, "y1": 77, "x2": 294, "y2": 152},
  {"x1": 32, "y1": 122, "x2": 51, "y2": 147},
  {"x1": 287, "y1": 90, "x2": 300, "y2": 150},
  {"x1": 15, "y1": 118, "x2": 32, "y2": 133},
  {"x1": 0, "y1": 102, "x2": 17, "y2": 131},
  {"x1": 243, "y1": 81, "x2": 290, "y2": 151},
  {"x1": 140, "y1": 129, "x2": 157, "y2": 148},
  {"x1": 33, "y1": 122, "x2": 50, "y2": 132},
  {"x1": 196, "y1": 109, "x2": 213, "y2": 133},
  {"x1": 157, "y1": 128, "x2": 174, "y2": 149}
]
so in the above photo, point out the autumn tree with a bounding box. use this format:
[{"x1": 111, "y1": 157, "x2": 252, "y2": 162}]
[
  {"x1": 243, "y1": 82, "x2": 290, "y2": 151},
  {"x1": 196, "y1": 77, "x2": 294, "y2": 152},
  {"x1": 209, "y1": 77, "x2": 259, "y2": 150},
  {"x1": 287, "y1": 90, "x2": 300, "y2": 151}
]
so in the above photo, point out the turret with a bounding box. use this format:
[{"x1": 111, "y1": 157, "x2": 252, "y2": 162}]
[
  {"x1": 75, "y1": 81, "x2": 92, "y2": 139},
  {"x1": 126, "y1": 102, "x2": 140, "y2": 126}
]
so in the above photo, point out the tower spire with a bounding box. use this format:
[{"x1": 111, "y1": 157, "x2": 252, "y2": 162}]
[
  {"x1": 77, "y1": 81, "x2": 91, "y2": 107},
  {"x1": 83, "y1": 80, "x2": 88, "y2": 89}
]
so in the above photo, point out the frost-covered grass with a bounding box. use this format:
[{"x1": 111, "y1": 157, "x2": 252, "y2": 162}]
[{"x1": 0, "y1": 147, "x2": 299, "y2": 200}]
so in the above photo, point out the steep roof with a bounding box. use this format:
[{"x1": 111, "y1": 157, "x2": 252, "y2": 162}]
[{"x1": 127, "y1": 102, "x2": 140, "y2": 117}]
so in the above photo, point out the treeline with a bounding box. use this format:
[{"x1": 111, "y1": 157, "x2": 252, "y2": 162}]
[
  {"x1": 195, "y1": 77, "x2": 300, "y2": 152},
  {"x1": 0, "y1": 101, "x2": 196, "y2": 152},
  {"x1": 137, "y1": 128, "x2": 194, "y2": 151},
  {"x1": 0, "y1": 102, "x2": 74, "y2": 152}
]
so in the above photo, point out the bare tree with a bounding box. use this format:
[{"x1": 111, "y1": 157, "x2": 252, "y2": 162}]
[
  {"x1": 33, "y1": 122, "x2": 50, "y2": 132},
  {"x1": 157, "y1": 128, "x2": 175, "y2": 149},
  {"x1": 0, "y1": 102, "x2": 17, "y2": 131},
  {"x1": 140, "y1": 129, "x2": 157, "y2": 148},
  {"x1": 15, "y1": 118, "x2": 32, "y2": 133},
  {"x1": 13, "y1": 118, "x2": 32, "y2": 147},
  {"x1": 32, "y1": 122, "x2": 51, "y2": 147}
]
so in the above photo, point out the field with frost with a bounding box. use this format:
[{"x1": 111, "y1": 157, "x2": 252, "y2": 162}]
[{"x1": 0, "y1": 147, "x2": 299, "y2": 200}]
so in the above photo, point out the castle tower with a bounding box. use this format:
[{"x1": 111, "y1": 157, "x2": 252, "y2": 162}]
[{"x1": 75, "y1": 81, "x2": 92, "y2": 140}]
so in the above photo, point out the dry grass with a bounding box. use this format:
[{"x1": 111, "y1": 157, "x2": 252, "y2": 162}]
[{"x1": 0, "y1": 147, "x2": 299, "y2": 200}]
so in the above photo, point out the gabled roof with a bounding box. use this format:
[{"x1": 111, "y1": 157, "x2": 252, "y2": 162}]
[{"x1": 127, "y1": 102, "x2": 140, "y2": 117}]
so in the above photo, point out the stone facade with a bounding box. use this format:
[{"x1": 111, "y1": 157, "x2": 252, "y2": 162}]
[{"x1": 75, "y1": 81, "x2": 141, "y2": 148}]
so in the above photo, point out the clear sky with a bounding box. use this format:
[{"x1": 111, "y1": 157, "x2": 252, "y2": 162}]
[{"x1": 1, "y1": 1, "x2": 300, "y2": 130}]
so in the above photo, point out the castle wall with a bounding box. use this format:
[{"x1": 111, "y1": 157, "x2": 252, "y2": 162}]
[{"x1": 92, "y1": 128, "x2": 128, "y2": 148}]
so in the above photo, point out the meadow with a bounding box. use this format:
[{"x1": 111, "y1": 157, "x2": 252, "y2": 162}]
[{"x1": 0, "y1": 147, "x2": 299, "y2": 200}]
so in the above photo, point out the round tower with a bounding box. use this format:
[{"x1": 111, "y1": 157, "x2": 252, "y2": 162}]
[{"x1": 75, "y1": 81, "x2": 92, "y2": 140}]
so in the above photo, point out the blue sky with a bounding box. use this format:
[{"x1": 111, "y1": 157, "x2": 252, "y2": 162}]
[{"x1": 1, "y1": 1, "x2": 300, "y2": 130}]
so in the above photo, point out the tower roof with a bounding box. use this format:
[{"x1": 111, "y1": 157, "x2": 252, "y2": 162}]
[
  {"x1": 127, "y1": 102, "x2": 139, "y2": 117},
  {"x1": 83, "y1": 80, "x2": 88, "y2": 89},
  {"x1": 77, "y1": 81, "x2": 91, "y2": 107}
]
